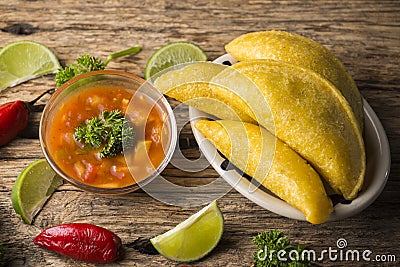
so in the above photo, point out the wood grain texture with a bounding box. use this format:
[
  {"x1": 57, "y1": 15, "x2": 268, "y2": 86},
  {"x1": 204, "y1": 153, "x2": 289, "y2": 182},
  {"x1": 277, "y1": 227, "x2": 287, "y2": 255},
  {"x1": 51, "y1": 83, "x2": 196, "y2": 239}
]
[{"x1": 0, "y1": 0, "x2": 399, "y2": 266}]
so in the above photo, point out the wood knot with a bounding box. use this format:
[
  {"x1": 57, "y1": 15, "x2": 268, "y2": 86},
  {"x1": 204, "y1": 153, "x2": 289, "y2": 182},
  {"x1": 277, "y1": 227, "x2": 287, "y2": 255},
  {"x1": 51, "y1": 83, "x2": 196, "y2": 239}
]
[{"x1": 1, "y1": 23, "x2": 38, "y2": 35}]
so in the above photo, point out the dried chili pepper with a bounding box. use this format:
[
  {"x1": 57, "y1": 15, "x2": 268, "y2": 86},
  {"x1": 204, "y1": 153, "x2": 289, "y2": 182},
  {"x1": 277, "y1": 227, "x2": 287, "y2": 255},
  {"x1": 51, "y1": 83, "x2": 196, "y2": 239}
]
[
  {"x1": 33, "y1": 223, "x2": 122, "y2": 263},
  {"x1": 0, "y1": 100, "x2": 29, "y2": 146},
  {"x1": 0, "y1": 88, "x2": 54, "y2": 146}
]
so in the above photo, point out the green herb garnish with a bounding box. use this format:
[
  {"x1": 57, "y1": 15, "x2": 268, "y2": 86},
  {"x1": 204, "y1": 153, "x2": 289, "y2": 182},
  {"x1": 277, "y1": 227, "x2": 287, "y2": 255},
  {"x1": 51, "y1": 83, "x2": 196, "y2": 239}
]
[
  {"x1": 74, "y1": 110, "x2": 135, "y2": 158},
  {"x1": 55, "y1": 45, "x2": 141, "y2": 87},
  {"x1": 253, "y1": 230, "x2": 310, "y2": 267},
  {"x1": 0, "y1": 241, "x2": 4, "y2": 267}
]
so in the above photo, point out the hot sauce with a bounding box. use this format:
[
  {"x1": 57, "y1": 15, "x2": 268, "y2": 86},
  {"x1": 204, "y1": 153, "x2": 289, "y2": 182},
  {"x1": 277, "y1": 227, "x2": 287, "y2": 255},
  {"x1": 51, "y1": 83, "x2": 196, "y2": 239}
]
[{"x1": 47, "y1": 85, "x2": 166, "y2": 188}]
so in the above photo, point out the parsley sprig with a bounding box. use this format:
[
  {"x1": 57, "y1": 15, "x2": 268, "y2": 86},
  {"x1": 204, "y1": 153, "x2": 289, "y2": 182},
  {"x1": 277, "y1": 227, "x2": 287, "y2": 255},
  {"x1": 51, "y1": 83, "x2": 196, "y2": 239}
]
[
  {"x1": 55, "y1": 45, "x2": 141, "y2": 87},
  {"x1": 74, "y1": 110, "x2": 135, "y2": 158},
  {"x1": 253, "y1": 230, "x2": 310, "y2": 267}
]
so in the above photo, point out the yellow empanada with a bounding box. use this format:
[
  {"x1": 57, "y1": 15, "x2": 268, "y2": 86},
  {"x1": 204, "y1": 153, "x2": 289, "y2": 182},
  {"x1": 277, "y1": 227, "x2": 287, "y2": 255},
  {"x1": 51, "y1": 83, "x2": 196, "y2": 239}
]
[
  {"x1": 225, "y1": 30, "x2": 364, "y2": 130},
  {"x1": 218, "y1": 60, "x2": 366, "y2": 200}
]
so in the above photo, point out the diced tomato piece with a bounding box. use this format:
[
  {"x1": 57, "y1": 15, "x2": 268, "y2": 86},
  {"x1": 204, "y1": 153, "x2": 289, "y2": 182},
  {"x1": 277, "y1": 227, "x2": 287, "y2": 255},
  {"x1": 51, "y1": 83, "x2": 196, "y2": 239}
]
[
  {"x1": 110, "y1": 165, "x2": 126, "y2": 180},
  {"x1": 73, "y1": 161, "x2": 85, "y2": 179}
]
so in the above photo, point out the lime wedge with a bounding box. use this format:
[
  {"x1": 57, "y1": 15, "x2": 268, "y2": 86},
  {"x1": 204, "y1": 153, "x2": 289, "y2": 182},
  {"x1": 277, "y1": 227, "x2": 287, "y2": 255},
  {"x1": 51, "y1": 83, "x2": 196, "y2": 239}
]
[
  {"x1": 144, "y1": 42, "x2": 207, "y2": 80},
  {"x1": 150, "y1": 200, "x2": 224, "y2": 262},
  {"x1": 11, "y1": 158, "x2": 63, "y2": 224},
  {"x1": 0, "y1": 40, "x2": 60, "y2": 91}
]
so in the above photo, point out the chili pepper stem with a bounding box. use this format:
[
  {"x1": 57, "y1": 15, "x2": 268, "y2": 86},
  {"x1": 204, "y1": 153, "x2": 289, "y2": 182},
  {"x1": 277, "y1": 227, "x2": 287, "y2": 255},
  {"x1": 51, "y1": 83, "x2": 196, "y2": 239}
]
[
  {"x1": 28, "y1": 88, "x2": 55, "y2": 106},
  {"x1": 104, "y1": 46, "x2": 141, "y2": 66}
]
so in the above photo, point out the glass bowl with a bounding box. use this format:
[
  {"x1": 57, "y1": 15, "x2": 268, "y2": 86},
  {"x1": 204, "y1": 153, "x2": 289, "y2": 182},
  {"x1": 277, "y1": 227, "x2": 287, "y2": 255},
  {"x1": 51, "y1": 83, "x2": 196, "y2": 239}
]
[
  {"x1": 40, "y1": 70, "x2": 177, "y2": 195},
  {"x1": 189, "y1": 54, "x2": 390, "y2": 221}
]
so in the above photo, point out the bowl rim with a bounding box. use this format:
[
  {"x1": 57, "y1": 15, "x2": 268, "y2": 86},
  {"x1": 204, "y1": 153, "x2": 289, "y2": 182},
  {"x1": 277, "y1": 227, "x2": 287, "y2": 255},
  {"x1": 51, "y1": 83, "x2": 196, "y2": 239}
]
[{"x1": 39, "y1": 69, "x2": 177, "y2": 195}]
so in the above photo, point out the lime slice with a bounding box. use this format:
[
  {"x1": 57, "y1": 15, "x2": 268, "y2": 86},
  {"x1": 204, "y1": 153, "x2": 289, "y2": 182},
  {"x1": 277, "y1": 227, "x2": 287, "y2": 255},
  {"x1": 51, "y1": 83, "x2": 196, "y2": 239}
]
[
  {"x1": 11, "y1": 158, "x2": 63, "y2": 224},
  {"x1": 150, "y1": 200, "x2": 224, "y2": 262},
  {"x1": 0, "y1": 40, "x2": 60, "y2": 91},
  {"x1": 144, "y1": 42, "x2": 207, "y2": 80}
]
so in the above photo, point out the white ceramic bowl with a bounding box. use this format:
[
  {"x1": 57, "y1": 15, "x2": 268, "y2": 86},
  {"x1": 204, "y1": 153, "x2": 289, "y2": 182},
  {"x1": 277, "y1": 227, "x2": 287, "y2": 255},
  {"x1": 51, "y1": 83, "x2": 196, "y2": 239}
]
[{"x1": 189, "y1": 54, "x2": 391, "y2": 221}]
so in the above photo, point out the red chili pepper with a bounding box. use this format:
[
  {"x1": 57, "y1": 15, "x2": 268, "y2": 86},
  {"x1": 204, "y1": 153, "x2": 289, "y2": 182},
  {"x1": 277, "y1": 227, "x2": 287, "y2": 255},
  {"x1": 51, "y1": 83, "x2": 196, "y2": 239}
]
[
  {"x1": 0, "y1": 88, "x2": 54, "y2": 146},
  {"x1": 0, "y1": 100, "x2": 29, "y2": 146},
  {"x1": 33, "y1": 223, "x2": 122, "y2": 263}
]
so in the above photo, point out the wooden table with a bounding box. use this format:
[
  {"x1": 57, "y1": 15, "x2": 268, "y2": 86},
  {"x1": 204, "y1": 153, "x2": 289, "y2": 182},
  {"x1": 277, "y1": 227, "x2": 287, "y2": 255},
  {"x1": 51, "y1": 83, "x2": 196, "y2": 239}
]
[{"x1": 0, "y1": 1, "x2": 399, "y2": 266}]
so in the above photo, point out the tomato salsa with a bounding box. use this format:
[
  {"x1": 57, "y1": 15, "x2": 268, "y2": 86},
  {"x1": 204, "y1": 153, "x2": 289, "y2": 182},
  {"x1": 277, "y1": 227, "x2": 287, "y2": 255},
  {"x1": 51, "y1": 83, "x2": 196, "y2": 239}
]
[{"x1": 46, "y1": 85, "x2": 166, "y2": 188}]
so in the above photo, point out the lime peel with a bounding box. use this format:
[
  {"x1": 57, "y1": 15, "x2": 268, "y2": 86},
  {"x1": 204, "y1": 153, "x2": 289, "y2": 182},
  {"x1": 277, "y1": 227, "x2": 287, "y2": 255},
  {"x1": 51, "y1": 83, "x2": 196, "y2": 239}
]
[
  {"x1": 150, "y1": 200, "x2": 224, "y2": 262},
  {"x1": 0, "y1": 40, "x2": 60, "y2": 91}
]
